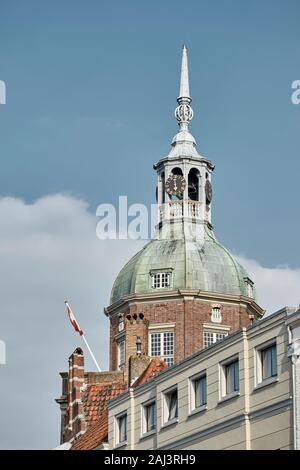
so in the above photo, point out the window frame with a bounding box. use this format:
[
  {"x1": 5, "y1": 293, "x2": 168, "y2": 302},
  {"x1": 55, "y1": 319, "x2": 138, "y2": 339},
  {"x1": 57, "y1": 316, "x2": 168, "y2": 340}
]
[
  {"x1": 117, "y1": 338, "x2": 125, "y2": 370},
  {"x1": 162, "y1": 386, "x2": 179, "y2": 426},
  {"x1": 151, "y1": 272, "x2": 170, "y2": 289},
  {"x1": 219, "y1": 355, "x2": 240, "y2": 401},
  {"x1": 255, "y1": 339, "x2": 278, "y2": 388},
  {"x1": 211, "y1": 304, "x2": 222, "y2": 323},
  {"x1": 189, "y1": 371, "x2": 207, "y2": 415},
  {"x1": 149, "y1": 330, "x2": 175, "y2": 366},
  {"x1": 141, "y1": 400, "x2": 156, "y2": 437},
  {"x1": 203, "y1": 329, "x2": 228, "y2": 348},
  {"x1": 115, "y1": 412, "x2": 128, "y2": 447},
  {"x1": 149, "y1": 268, "x2": 173, "y2": 290}
]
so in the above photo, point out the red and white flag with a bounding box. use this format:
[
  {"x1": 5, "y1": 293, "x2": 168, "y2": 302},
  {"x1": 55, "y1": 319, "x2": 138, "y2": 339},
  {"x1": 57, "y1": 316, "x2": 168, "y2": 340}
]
[{"x1": 65, "y1": 301, "x2": 83, "y2": 336}]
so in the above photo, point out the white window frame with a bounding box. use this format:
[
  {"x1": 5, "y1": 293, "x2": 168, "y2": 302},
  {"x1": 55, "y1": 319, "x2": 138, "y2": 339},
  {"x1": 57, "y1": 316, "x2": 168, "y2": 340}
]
[
  {"x1": 211, "y1": 304, "x2": 222, "y2": 323},
  {"x1": 189, "y1": 371, "x2": 207, "y2": 414},
  {"x1": 219, "y1": 355, "x2": 240, "y2": 400},
  {"x1": 162, "y1": 386, "x2": 178, "y2": 425},
  {"x1": 115, "y1": 412, "x2": 127, "y2": 446},
  {"x1": 149, "y1": 330, "x2": 174, "y2": 366},
  {"x1": 151, "y1": 272, "x2": 170, "y2": 289},
  {"x1": 244, "y1": 277, "x2": 254, "y2": 298},
  {"x1": 203, "y1": 329, "x2": 228, "y2": 348},
  {"x1": 255, "y1": 339, "x2": 278, "y2": 388},
  {"x1": 141, "y1": 400, "x2": 156, "y2": 436},
  {"x1": 118, "y1": 314, "x2": 124, "y2": 332},
  {"x1": 117, "y1": 338, "x2": 125, "y2": 370}
]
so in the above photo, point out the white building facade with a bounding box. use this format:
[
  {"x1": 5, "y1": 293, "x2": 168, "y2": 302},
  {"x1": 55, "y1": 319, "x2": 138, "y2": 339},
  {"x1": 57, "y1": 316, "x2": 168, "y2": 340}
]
[{"x1": 108, "y1": 307, "x2": 300, "y2": 450}]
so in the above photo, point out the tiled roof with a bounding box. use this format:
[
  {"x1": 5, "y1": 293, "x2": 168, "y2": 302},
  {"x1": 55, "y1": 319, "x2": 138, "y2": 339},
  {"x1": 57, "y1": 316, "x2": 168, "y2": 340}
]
[
  {"x1": 132, "y1": 357, "x2": 168, "y2": 387},
  {"x1": 71, "y1": 411, "x2": 108, "y2": 451},
  {"x1": 82, "y1": 382, "x2": 127, "y2": 424},
  {"x1": 70, "y1": 361, "x2": 166, "y2": 450}
]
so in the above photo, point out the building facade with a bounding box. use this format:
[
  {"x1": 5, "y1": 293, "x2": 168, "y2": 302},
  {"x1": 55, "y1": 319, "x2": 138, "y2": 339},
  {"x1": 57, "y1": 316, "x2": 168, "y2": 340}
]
[
  {"x1": 108, "y1": 307, "x2": 300, "y2": 450},
  {"x1": 105, "y1": 45, "x2": 264, "y2": 383},
  {"x1": 56, "y1": 46, "x2": 297, "y2": 450}
]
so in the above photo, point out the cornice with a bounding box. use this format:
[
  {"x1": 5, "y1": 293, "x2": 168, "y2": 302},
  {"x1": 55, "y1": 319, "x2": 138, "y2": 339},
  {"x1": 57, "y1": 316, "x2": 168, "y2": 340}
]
[{"x1": 104, "y1": 289, "x2": 264, "y2": 318}]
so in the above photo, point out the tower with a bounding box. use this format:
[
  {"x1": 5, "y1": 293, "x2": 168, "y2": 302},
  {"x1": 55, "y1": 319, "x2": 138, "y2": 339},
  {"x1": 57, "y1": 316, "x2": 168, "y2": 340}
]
[{"x1": 105, "y1": 46, "x2": 264, "y2": 380}]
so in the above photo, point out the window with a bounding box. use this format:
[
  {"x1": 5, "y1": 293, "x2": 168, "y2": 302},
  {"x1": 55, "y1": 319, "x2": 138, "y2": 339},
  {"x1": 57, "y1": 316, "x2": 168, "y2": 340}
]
[
  {"x1": 117, "y1": 413, "x2": 127, "y2": 444},
  {"x1": 257, "y1": 342, "x2": 277, "y2": 384},
  {"x1": 143, "y1": 401, "x2": 156, "y2": 433},
  {"x1": 118, "y1": 339, "x2": 125, "y2": 370},
  {"x1": 203, "y1": 330, "x2": 228, "y2": 348},
  {"x1": 150, "y1": 331, "x2": 174, "y2": 366},
  {"x1": 224, "y1": 360, "x2": 239, "y2": 395},
  {"x1": 118, "y1": 314, "x2": 124, "y2": 332},
  {"x1": 164, "y1": 388, "x2": 178, "y2": 423},
  {"x1": 151, "y1": 272, "x2": 170, "y2": 289},
  {"x1": 191, "y1": 374, "x2": 207, "y2": 410},
  {"x1": 244, "y1": 277, "x2": 254, "y2": 298},
  {"x1": 211, "y1": 306, "x2": 222, "y2": 323}
]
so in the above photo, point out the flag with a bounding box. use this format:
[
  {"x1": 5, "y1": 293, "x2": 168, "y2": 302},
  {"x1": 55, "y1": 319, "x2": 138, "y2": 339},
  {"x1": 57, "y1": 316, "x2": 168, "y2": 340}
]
[{"x1": 65, "y1": 301, "x2": 83, "y2": 336}]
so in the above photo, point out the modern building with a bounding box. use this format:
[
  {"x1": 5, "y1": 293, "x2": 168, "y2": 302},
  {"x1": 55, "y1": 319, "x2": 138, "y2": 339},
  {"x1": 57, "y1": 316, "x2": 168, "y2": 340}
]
[
  {"x1": 108, "y1": 307, "x2": 300, "y2": 450},
  {"x1": 55, "y1": 46, "x2": 297, "y2": 450}
]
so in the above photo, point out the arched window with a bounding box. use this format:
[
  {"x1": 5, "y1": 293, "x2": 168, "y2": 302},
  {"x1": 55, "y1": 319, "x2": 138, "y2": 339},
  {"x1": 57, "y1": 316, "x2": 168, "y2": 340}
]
[{"x1": 188, "y1": 168, "x2": 200, "y2": 201}]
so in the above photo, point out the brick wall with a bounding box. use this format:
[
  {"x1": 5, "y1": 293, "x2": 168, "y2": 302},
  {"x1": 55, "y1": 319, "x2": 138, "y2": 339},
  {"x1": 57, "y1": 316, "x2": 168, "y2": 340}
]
[{"x1": 109, "y1": 296, "x2": 256, "y2": 378}]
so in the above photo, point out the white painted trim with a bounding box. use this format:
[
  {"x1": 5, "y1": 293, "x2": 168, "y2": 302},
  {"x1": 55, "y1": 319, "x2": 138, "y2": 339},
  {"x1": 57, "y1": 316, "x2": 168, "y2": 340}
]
[
  {"x1": 148, "y1": 323, "x2": 175, "y2": 330},
  {"x1": 203, "y1": 323, "x2": 231, "y2": 331}
]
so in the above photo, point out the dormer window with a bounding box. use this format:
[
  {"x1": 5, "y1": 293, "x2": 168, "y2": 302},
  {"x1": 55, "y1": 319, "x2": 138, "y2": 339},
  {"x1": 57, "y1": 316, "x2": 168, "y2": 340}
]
[
  {"x1": 151, "y1": 271, "x2": 171, "y2": 289},
  {"x1": 244, "y1": 277, "x2": 254, "y2": 298}
]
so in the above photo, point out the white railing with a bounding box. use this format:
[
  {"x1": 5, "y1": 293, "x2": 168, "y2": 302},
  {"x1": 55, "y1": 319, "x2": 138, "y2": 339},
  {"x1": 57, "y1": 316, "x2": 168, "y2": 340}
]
[{"x1": 159, "y1": 200, "x2": 202, "y2": 221}]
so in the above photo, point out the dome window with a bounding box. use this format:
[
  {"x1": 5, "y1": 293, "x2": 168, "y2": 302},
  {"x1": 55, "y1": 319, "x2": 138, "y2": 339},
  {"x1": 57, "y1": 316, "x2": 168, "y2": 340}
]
[
  {"x1": 150, "y1": 271, "x2": 171, "y2": 289},
  {"x1": 244, "y1": 277, "x2": 254, "y2": 298}
]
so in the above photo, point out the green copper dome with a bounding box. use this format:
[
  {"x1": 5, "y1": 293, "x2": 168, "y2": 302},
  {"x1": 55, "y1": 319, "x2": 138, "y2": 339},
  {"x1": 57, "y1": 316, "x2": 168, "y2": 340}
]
[{"x1": 110, "y1": 225, "x2": 255, "y2": 304}]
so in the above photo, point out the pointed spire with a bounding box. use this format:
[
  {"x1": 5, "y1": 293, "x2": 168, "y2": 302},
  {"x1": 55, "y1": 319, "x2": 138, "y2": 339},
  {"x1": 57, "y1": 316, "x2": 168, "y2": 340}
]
[
  {"x1": 178, "y1": 45, "x2": 191, "y2": 100},
  {"x1": 175, "y1": 45, "x2": 194, "y2": 131}
]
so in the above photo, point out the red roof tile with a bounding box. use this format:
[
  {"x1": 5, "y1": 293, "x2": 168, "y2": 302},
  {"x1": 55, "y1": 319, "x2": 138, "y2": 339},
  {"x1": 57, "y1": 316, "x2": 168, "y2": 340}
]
[
  {"x1": 70, "y1": 381, "x2": 127, "y2": 450},
  {"x1": 81, "y1": 382, "x2": 127, "y2": 424},
  {"x1": 71, "y1": 411, "x2": 108, "y2": 450}
]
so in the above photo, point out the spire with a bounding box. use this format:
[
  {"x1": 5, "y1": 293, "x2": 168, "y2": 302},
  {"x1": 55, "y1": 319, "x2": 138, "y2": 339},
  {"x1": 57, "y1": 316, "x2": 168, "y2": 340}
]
[
  {"x1": 175, "y1": 45, "x2": 194, "y2": 131},
  {"x1": 178, "y1": 45, "x2": 190, "y2": 100}
]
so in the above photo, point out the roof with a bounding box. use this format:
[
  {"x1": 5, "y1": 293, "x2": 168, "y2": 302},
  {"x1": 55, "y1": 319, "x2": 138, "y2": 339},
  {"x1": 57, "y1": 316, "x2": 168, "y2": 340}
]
[
  {"x1": 110, "y1": 224, "x2": 255, "y2": 304},
  {"x1": 70, "y1": 360, "x2": 167, "y2": 450},
  {"x1": 70, "y1": 381, "x2": 127, "y2": 450},
  {"x1": 132, "y1": 357, "x2": 168, "y2": 388},
  {"x1": 81, "y1": 382, "x2": 127, "y2": 425},
  {"x1": 71, "y1": 411, "x2": 108, "y2": 451}
]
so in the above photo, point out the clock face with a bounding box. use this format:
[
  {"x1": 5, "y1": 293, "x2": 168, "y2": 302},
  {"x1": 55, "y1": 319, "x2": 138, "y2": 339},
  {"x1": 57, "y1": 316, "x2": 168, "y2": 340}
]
[
  {"x1": 165, "y1": 174, "x2": 186, "y2": 197},
  {"x1": 205, "y1": 179, "x2": 212, "y2": 204}
]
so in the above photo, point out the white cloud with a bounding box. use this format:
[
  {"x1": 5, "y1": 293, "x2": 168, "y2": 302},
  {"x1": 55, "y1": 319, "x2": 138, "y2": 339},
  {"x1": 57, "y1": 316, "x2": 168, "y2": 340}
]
[
  {"x1": 0, "y1": 194, "x2": 144, "y2": 449},
  {"x1": 0, "y1": 194, "x2": 298, "y2": 449},
  {"x1": 237, "y1": 256, "x2": 300, "y2": 314}
]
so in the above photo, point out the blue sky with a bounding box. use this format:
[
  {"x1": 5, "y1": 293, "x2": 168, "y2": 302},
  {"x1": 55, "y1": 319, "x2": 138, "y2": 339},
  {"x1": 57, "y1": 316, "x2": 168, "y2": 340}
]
[
  {"x1": 0, "y1": 0, "x2": 299, "y2": 449},
  {"x1": 0, "y1": 0, "x2": 299, "y2": 266}
]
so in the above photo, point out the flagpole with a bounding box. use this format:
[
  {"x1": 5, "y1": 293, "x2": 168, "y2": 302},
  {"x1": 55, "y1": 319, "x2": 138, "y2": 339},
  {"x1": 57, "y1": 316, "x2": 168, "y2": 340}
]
[
  {"x1": 65, "y1": 300, "x2": 102, "y2": 372},
  {"x1": 81, "y1": 334, "x2": 102, "y2": 372}
]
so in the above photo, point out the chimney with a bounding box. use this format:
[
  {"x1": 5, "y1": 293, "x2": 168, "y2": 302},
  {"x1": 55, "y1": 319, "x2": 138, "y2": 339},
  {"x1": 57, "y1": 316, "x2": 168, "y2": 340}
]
[
  {"x1": 67, "y1": 347, "x2": 87, "y2": 439},
  {"x1": 128, "y1": 335, "x2": 151, "y2": 386}
]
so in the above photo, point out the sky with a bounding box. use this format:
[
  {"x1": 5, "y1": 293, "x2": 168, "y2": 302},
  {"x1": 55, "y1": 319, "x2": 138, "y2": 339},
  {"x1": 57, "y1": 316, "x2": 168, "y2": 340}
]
[{"x1": 0, "y1": 0, "x2": 299, "y2": 449}]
